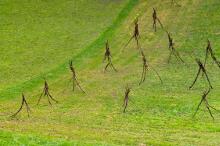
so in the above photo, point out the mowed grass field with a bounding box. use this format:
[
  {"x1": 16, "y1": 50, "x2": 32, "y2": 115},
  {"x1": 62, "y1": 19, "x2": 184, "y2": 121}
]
[{"x1": 0, "y1": 0, "x2": 220, "y2": 145}]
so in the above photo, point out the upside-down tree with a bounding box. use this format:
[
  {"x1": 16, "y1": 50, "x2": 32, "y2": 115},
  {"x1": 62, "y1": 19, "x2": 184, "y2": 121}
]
[
  {"x1": 189, "y1": 58, "x2": 213, "y2": 89},
  {"x1": 69, "y1": 60, "x2": 86, "y2": 93},
  {"x1": 204, "y1": 40, "x2": 220, "y2": 69},
  {"x1": 139, "y1": 50, "x2": 163, "y2": 85},
  {"x1": 166, "y1": 31, "x2": 184, "y2": 63},
  {"x1": 123, "y1": 18, "x2": 140, "y2": 50},
  {"x1": 193, "y1": 88, "x2": 218, "y2": 120},
  {"x1": 11, "y1": 93, "x2": 31, "y2": 118},
  {"x1": 152, "y1": 8, "x2": 164, "y2": 32},
  {"x1": 103, "y1": 40, "x2": 117, "y2": 72},
  {"x1": 37, "y1": 80, "x2": 58, "y2": 105},
  {"x1": 123, "y1": 86, "x2": 131, "y2": 113}
]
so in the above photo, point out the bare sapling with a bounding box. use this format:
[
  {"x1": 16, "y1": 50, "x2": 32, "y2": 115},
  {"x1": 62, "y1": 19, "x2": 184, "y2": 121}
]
[
  {"x1": 103, "y1": 40, "x2": 117, "y2": 72},
  {"x1": 37, "y1": 80, "x2": 58, "y2": 105},
  {"x1": 139, "y1": 50, "x2": 163, "y2": 85},
  {"x1": 189, "y1": 58, "x2": 213, "y2": 89},
  {"x1": 11, "y1": 93, "x2": 30, "y2": 118},
  {"x1": 69, "y1": 60, "x2": 85, "y2": 93},
  {"x1": 193, "y1": 88, "x2": 218, "y2": 120}
]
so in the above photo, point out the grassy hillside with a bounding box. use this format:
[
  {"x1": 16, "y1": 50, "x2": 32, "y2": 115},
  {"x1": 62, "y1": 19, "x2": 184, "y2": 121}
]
[
  {"x1": 0, "y1": 0, "x2": 127, "y2": 92},
  {"x1": 0, "y1": 0, "x2": 220, "y2": 145}
]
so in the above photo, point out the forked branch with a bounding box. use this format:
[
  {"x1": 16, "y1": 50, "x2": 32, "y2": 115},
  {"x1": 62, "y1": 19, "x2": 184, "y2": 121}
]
[
  {"x1": 193, "y1": 88, "x2": 217, "y2": 120},
  {"x1": 37, "y1": 80, "x2": 58, "y2": 105},
  {"x1": 123, "y1": 18, "x2": 140, "y2": 51},
  {"x1": 139, "y1": 50, "x2": 163, "y2": 85},
  {"x1": 123, "y1": 86, "x2": 131, "y2": 113},
  {"x1": 11, "y1": 93, "x2": 31, "y2": 118},
  {"x1": 152, "y1": 8, "x2": 164, "y2": 32},
  {"x1": 69, "y1": 60, "x2": 86, "y2": 93},
  {"x1": 166, "y1": 31, "x2": 184, "y2": 63},
  {"x1": 189, "y1": 59, "x2": 213, "y2": 89},
  {"x1": 103, "y1": 40, "x2": 117, "y2": 72}
]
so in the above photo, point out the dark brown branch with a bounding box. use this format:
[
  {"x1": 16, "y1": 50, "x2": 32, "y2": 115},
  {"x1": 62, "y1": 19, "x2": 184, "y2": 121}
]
[
  {"x1": 123, "y1": 86, "x2": 131, "y2": 113},
  {"x1": 189, "y1": 68, "x2": 201, "y2": 89},
  {"x1": 11, "y1": 93, "x2": 30, "y2": 118},
  {"x1": 150, "y1": 66, "x2": 163, "y2": 84},
  {"x1": 69, "y1": 60, "x2": 86, "y2": 93},
  {"x1": 203, "y1": 42, "x2": 209, "y2": 69},
  {"x1": 205, "y1": 99, "x2": 215, "y2": 120},
  {"x1": 204, "y1": 40, "x2": 220, "y2": 69},
  {"x1": 193, "y1": 88, "x2": 217, "y2": 120},
  {"x1": 189, "y1": 59, "x2": 213, "y2": 89},
  {"x1": 152, "y1": 8, "x2": 164, "y2": 32},
  {"x1": 139, "y1": 51, "x2": 162, "y2": 85},
  {"x1": 37, "y1": 80, "x2": 58, "y2": 105},
  {"x1": 123, "y1": 18, "x2": 140, "y2": 50},
  {"x1": 173, "y1": 47, "x2": 185, "y2": 63},
  {"x1": 139, "y1": 51, "x2": 148, "y2": 85},
  {"x1": 103, "y1": 40, "x2": 117, "y2": 72},
  {"x1": 166, "y1": 31, "x2": 184, "y2": 63}
]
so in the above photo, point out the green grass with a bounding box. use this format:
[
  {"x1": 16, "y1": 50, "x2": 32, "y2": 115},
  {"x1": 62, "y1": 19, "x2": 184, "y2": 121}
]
[
  {"x1": 0, "y1": 130, "x2": 118, "y2": 146},
  {"x1": 0, "y1": 0, "x2": 220, "y2": 145},
  {"x1": 0, "y1": 0, "x2": 128, "y2": 93}
]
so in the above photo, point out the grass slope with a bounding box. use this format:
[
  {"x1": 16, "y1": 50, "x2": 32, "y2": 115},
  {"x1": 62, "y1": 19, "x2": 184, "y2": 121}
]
[
  {"x1": 0, "y1": 0, "x2": 220, "y2": 145},
  {"x1": 0, "y1": 0, "x2": 128, "y2": 95}
]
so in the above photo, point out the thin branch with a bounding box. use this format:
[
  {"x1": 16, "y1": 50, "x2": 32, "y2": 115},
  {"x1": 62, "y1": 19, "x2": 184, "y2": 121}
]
[{"x1": 11, "y1": 93, "x2": 30, "y2": 118}]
